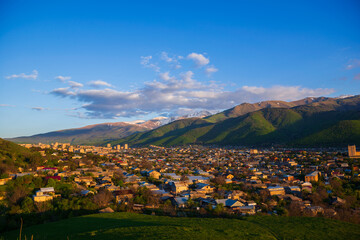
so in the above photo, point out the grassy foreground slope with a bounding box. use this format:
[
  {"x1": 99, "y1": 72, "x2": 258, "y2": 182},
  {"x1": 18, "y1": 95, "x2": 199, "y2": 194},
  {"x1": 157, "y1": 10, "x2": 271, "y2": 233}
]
[{"x1": 2, "y1": 212, "x2": 360, "y2": 240}]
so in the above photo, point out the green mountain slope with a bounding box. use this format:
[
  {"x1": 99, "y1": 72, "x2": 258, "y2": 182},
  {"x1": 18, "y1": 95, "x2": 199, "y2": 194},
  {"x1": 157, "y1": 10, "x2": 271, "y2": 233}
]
[
  {"x1": 110, "y1": 118, "x2": 211, "y2": 146},
  {"x1": 201, "y1": 108, "x2": 303, "y2": 145},
  {"x1": 112, "y1": 96, "x2": 360, "y2": 147},
  {"x1": 296, "y1": 120, "x2": 360, "y2": 146},
  {"x1": 3, "y1": 212, "x2": 360, "y2": 240},
  {"x1": 205, "y1": 97, "x2": 328, "y2": 123}
]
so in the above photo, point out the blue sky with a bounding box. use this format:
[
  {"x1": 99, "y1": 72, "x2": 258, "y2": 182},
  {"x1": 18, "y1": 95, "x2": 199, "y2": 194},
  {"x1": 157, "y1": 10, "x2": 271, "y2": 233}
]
[{"x1": 0, "y1": 0, "x2": 359, "y2": 138}]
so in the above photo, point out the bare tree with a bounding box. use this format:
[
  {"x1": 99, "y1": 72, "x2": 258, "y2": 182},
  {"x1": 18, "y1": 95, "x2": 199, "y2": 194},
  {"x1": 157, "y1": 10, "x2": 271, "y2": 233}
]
[
  {"x1": 140, "y1": 160, "x2": 153, "y2": 169},
  {"x1": 213, "y1": 176, "x2": 226, "y2": 185},
  {"x1": 259, "y1": 189, "x2": 270, "y2": 202},
  {"x1": 287, "y1": 201, "x2": 303, "y2": 216},
  {"x1": 93, "y1": 189, "x2": 114, "y2": 207},
  {"x1": 113, "y1": 170, "x2": 125, "y2": 183},
  {"x1": 180, "y1": 175, "x2": 189, "y2": 182}
]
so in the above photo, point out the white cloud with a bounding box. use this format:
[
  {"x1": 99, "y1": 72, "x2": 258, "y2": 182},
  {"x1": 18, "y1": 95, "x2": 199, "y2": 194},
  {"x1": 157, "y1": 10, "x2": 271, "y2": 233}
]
[
  {"x1": 161, "y1": 52, "x2": 182, "y2": 69},
  {"x1": 187, "y1": 53, "x2": 210, "y2": 66},
  {"x1": 51, "y1": 87, "x2": 76, "y2": 97},
  {"x1": 68, "y1": 81, "x2": 84, "y2": 88},
  {"x1": 88, "y1": 80, "x2": 113, "y2": 88},
  {"x1": 161, "y1": 52, "x2": 174, "y2": 62},
  {"x1": 181, "y1": 71, "x2": 194, "y2": 82},
  {"x1": 55, "y1": 75, "x2": 83, "y2": 88},
  {"x1": 55, "y1": 76, "x2": 71, "y2": 82},
  {"x1": 159, "y1": 72, "x2": 174, "y2": 81},
  {"x1": 6, "y1": 70, "x2": 38, "y2": 80},
  {"x1": 140, "y1": 55, "x2": 152, "y2": 65},
  {"x1": 346, "y1": 59, "x2": 360, "y2": 70},
  {"x1": 205, "y1": 66, "x2": 218, "y2": 76},
  {"x1": 240, "y1": 85, "x2": 334, "y2": 101},
  {"x1": 0, "y1": 104, "x2": 15, "y2": 107},
  {"x1": 32, "y1": 107, "x2": 46, "y2": 111},
  {"x1": 140, "y1": 55, "x2": 160, "y2": 72}
]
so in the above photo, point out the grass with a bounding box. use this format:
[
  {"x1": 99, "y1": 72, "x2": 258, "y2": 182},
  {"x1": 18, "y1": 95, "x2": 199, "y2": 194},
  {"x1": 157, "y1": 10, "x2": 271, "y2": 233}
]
[
  {"x1": 0, "y1": 185, "x2": 7, "y2": 192},
  {"x1": 246, "y1": 215, "x2": 360, "y2": 240},
  {"x1": 2, "y1": 212, "x2": 360, "y2": 240}
]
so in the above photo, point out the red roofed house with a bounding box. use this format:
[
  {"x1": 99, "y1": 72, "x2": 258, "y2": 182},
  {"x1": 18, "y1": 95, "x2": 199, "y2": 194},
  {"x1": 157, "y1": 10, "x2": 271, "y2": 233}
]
[{"x1": 45, "y1": 176, "x2": 61, "y2": 181}]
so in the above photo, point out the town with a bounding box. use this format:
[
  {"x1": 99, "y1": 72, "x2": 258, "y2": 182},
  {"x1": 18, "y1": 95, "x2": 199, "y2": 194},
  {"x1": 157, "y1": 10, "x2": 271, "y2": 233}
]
[{"x1": 1, "y1": 142, "x2": 360, "y2": 230}]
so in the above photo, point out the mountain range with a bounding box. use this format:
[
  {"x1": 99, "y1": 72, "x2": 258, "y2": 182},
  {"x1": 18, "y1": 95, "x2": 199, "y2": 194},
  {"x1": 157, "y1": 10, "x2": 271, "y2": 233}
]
[
  {"x1": 109, "y1": 95, "x2": 360, "y2": 147},
  {"x1": 8, "y1": 95, "x2": 360, "y2": 147},
  {"x1": 8, "y1": 118, "x2": 164, "y2": 145},
  {"x1": 8, "y1": 111, "x2": 213, "y2": 145}
]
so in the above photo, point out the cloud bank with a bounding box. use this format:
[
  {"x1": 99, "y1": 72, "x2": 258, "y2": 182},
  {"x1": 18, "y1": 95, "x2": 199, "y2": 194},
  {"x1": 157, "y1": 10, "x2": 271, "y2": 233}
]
[
  {"x1": 47, "y1": 52, "x2": 334, "y2": 119},
  {"x1": 51, "y1": 76, "x2": 334, "y2": 119}
]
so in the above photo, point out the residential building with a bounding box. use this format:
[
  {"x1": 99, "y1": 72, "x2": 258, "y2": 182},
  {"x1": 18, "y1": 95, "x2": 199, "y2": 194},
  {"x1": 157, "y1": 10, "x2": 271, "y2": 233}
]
[
  {"x1": 267, "y1": 186, "x2": 285, "y2": 196},
  {"x1": 348, "y1": 145, "x2": 360, "y2": 158},
  {"x1": 305, "y1": 171, "x2": 320, "y2": 182},
  {"x1": 33, "y1": 187, "x2": 59, "y2": 202}
]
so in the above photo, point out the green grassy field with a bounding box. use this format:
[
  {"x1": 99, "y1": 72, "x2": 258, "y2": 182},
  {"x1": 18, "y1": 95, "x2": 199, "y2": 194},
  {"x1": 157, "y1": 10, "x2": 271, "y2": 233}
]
[{"x1": 2, "y1": 212, "x2": 360, "y2": 240}]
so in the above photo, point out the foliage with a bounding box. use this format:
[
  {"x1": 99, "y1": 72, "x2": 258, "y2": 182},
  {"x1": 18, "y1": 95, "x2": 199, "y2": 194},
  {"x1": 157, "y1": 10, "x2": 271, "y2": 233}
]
[{"x1": 133, "y1": 187, "x2": 158, "y2": 206}]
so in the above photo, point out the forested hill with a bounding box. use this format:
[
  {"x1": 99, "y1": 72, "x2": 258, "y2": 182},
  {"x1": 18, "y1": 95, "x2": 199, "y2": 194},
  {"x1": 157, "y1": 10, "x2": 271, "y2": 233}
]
[
  {"x1": 0, "y1": 138, "x2": 44, "y2": 177},
  {"x1": 109, "y1": 95, "x2": 360, "y2": 147}
]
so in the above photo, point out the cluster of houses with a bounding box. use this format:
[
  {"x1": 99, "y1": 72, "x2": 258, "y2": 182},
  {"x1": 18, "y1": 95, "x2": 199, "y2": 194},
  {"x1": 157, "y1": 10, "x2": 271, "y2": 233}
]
[
  {"x1": 21, "y1": 142, "x2": 128, "y2": 156},
  {"x1": 4, "y1": 143, "x2": 359, "y2": 216}
]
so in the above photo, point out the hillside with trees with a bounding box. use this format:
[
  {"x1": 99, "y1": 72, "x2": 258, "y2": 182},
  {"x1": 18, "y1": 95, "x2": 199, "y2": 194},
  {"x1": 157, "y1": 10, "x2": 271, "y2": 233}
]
[{"x1": 0, "y1": 138, "x2": 45, "y2": 178}]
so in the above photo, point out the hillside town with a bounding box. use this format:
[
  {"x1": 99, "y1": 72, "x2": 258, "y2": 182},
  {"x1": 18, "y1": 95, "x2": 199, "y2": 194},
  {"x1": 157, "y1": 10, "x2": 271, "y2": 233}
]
[{"x1": 1, "y1": 142, "x2": 360, "y2": 228}]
